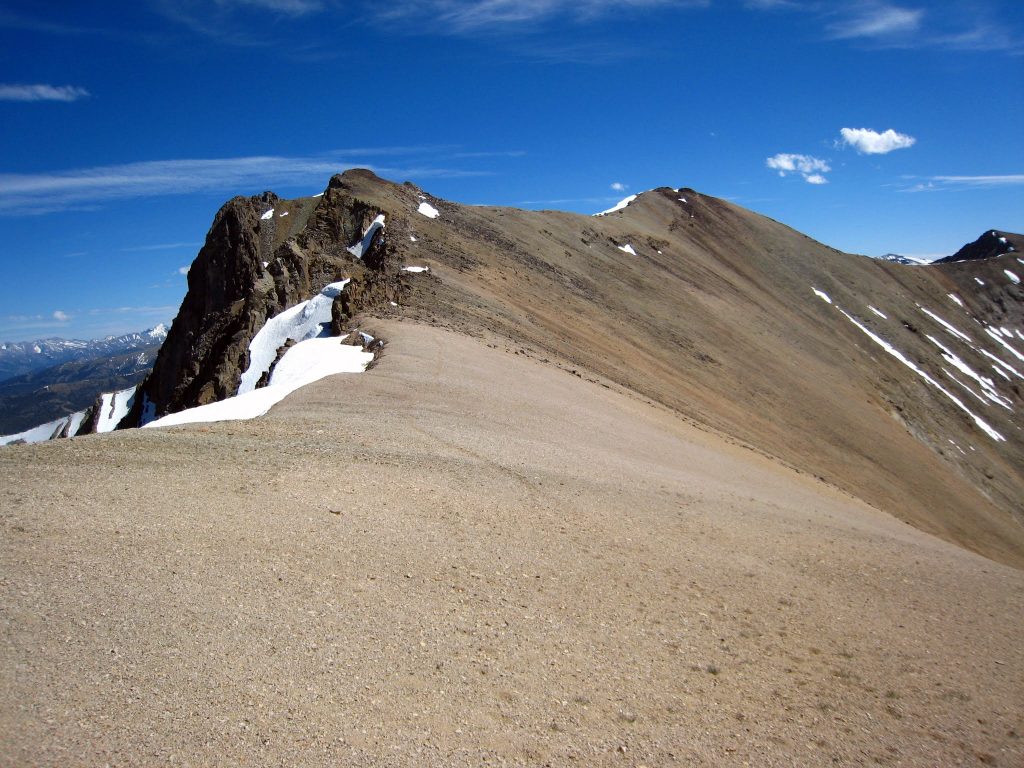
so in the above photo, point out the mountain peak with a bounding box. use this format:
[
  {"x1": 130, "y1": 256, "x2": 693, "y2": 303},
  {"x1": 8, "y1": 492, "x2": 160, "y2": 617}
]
[{"x1": 933, "y1": 229, "x2": 1021, "y2": 264}]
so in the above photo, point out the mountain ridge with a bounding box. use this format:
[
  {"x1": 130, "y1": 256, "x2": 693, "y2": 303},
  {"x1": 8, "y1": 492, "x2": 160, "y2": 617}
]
[
  {"x1": 3, "y1": 170, "x2": 1023, "y2": 766},
  {"x1": 111, "y1": 169, "x2": 1024, "y2": 567}
]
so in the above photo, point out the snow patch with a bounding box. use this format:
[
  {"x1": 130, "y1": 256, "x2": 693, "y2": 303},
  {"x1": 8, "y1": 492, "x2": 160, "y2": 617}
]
[
  {"x1": 1004, "y1": 269, "x2": 1020, "y2": 285},
  {"x1": 237, "y1": 280, "x2": 351, "y2": 396},
  {"x1": 984, "y1": 327, "x2": 1024, "y2": 363},
  {"x1": 947, "y1": 294, "x2": 964, "y2": 307},
  {"x1": 979, "y1": 348, "x2": 1024, "y2": 380},
  {"x1": 409, "y1": 235, "x2": 417, "y2": 242},
  {"x1": 595, "y1": 195, "x2": 638, "y2": 216},
  {"x1": 837, "y1": 310, "x2": 1004, "y2": 442},
  {"x1": 1, "y1": 415, "x2": 69, "y2": 446},
  {"x1": 919, "y1": 306, "x2": 972, "y2": 343},
  {"x1": 618, "y1": 244, "x2": 637, "y2": 256},
  {"x1": 96, "y1": 386, "x2": 137, "y2": 433},
  {"x1": 868, "y1": 305, "x2": 887, "y2": 319},
  {"x1": 147, "y1": 338, "x2": 373, "y2": 429},
  {"x1": 402, "y1": 266, "x2": 429, "y2": 273},
  {"x1": 261, "y1": 209, "x2": 274, "y2": 220},
  {"x1": 927, "y1": 335, "x2": 1012, "y2": 410},
  {"x1": 974, "y1": 277, "x2": 985, "y2": 286},
  {"x1": 417, "y1": 202, "x2": 439, "y2": 219},
  {"x1": 279, "y1": 211, "x2": 289, "y2": 217},
  {"x1": 812, "y1": 288, "x2": 832, "y2": 304},
  {"x1": 347, "y1": 214, "x2": 385, "y2": 259}
]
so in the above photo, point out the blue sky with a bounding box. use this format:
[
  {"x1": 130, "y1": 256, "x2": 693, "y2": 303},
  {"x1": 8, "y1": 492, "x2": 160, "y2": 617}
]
[{"x1": 1, "y1": 0, "x2": 1022, "y2": 341}]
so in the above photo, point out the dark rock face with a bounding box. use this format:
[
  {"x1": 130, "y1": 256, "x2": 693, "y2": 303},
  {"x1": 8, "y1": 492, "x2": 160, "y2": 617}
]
[
  {"x1": 122, "y1": 170, "x2": 409, "y2": 427},
  {"x1": 934, "y1": 230, "x2": 1022, "y2": 264}
]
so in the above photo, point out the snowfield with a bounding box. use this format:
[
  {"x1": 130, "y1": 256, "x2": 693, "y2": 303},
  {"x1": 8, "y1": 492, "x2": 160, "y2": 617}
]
[
  {"x1": 96, "y1": 387, "x2": 137, "y2": 433},
  {"x1": 237, "y1": 280, "x2": 351, "y2": 395},
  {"x1": 146, "y1": 337, "x2": 373, "y2": 428},
  {"x1": 594, "y1": 195, "x2": 638, "y2": 216}
]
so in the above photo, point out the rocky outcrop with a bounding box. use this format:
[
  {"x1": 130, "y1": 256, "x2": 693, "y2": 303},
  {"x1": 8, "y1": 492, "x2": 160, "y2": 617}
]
[
  {"x1": 121, "y1": 170, "x2": 411, "y2": 427},
  {"x1": 934, "y1": 229, "x2": 1021, "y2": 264}
]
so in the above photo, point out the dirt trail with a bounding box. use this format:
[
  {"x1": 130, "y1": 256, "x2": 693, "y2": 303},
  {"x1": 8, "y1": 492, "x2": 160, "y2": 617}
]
[{"x1": 2, "y1": 322, "x2": 1022, "y2": 766}]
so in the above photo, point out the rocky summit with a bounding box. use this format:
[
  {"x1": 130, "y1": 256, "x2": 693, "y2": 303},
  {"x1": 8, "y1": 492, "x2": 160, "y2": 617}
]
[{"x1": 2, "y1": 169, "x2": 1023, "y2": 767}]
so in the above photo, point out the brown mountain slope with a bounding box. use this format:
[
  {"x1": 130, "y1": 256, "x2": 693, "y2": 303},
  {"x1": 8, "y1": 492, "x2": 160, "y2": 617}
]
[
  {"x1": 281, "y1": 170, "x2": 1021, "y2": 567},
  {"x1": 1, "y1": 324, "x2": 1021, "y2": 766}
]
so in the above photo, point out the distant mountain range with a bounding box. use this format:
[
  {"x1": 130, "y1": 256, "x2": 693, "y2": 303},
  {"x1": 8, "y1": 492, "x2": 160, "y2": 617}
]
[
  {"x1": 0, "y1": 325, "x2": 166, "y2": 433},
  {"x1": 0, "y1": 325, "x2": 167, "y2": 381}
]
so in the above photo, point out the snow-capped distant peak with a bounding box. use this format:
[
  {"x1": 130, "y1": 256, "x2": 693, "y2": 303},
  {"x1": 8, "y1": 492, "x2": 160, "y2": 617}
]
[
  {"x1": 594, "y1": 194, "x2": 638, "y2": 217},
  {"x1": 147, "y1": 323, "x2": 168, "y2": 339}
]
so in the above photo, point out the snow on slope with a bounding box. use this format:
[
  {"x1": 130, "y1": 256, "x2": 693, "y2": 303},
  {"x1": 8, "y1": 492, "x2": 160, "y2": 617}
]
[
  {"x1": 96, "y1": 386, "x2": 137, "y2": 433},
  {"x1": 594, "y1": 195, "x2": 638, "y2": 216},
  {"x1": 812, "y1": 289, "x2": 1005, "y2": 442},
  {"x1": 237, "y1": 280, "x2": 351, "y2": 395},
  {"x1": 418, "y1": 202, "x2": 439, "y2": 219},
  {"x1": 145, "y1": 337, "x2": 372, "y2": 428},
  {"x1": 347, "y1": 215, "x2": 386, "y2": 259},
  {"x1": 1, "y1": 414, "x2": 71, "y2": 445}
]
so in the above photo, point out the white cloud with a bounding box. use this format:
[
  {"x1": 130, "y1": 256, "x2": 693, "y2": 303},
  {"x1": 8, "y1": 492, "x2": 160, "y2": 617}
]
[
  {"x1": 178, "y1": 266, "x2": 190, "y2": 275},
  {"x1": 219, "y1": 0, "x2": 323, "y2": 13},
  {"x1": 932, "y1": 174, "x2": 1024, "y2": 186},
  {"x1": 766, "y1": 153, "x2": 831, "y2": 184},
  {"x1": 52, "y1": 310, "x2": 70, "y2": 322},
  {"x1": 839, "y1": 127, "x2": 916, "y2": 155},
  {"x1": 610, "y1": 181, "x2": 628, "y2": 191},
  {"x1": 379, "y1": 0, "x2": 708, "y2": 32},
  {"x1": 828, "y1": 3, "x2": 923, "y2": 40},
  {"x1": 0, "y1": 151, "x2": 489, "y2": 215},
  {"x1": 0, "y1": 84, "x2": 90, "y2": 102},
  {"x1": 121, "y1": 242, "x2": 202, "y2": 252},
  {"x1": 903, "y1": 174, "x2": 1024, "y2": 192}
]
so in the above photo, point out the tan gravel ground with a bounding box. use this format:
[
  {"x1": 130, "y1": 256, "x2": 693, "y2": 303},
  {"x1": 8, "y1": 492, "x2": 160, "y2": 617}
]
[{"x1": 2, "y1": 321, "x2": 1022, "y2": 766}]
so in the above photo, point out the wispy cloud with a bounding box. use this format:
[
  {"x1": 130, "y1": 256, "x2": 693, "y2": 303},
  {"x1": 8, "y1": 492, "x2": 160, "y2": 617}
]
[
  {"x1": 0, "y1": 151, "x2": 489, "y2": 215},
  {"x1": 220, "y1": 0, "x2": 324, "y2": 14},
  {"x1": 0, "y1": 84, "x2": 90, "y2": 102},
  {"x1": 903, "y1": 174, "x2": 1024, "y2": 192},
  {"x1": 120, "y1": 242, "x2": 202, "y2": 252},
  {"x1": 378, "y1": 0, "x2": 708, "y2": 33},
  {"x1": 826, "y1": 3, "x2": 923, "y2": 40},
  {"x1": 52, "y1": 310, "x2": 70, "y2": 322},
  {"x1": 766, "y1": 153, "x2": 831, "y2": 184},
  {"x1": 178, "y1": 266, "x2": 190, "y2": 275},
  {"x1": 743, "y1": 0, "x2": 801, "y2": 9},
  {"x1": 610, "y1": 182, "x2": 628, "y2": 192},
  {"x1": 838, "y1": 127, "x2": 916, "y2": 155}
]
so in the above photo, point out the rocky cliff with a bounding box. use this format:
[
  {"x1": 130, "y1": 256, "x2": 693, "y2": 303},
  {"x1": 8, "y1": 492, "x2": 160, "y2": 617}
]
[{"x1": 124, "y1": 170, "x2": 410, "y2": 426}]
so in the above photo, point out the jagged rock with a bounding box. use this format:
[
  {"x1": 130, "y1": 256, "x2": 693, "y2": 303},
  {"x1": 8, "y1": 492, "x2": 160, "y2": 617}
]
[{"x1": 122, "y1": 170, "x2": 412, "y2": 427}]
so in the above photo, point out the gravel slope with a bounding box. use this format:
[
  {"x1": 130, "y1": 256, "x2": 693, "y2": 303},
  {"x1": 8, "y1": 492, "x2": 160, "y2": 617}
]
[{"x1": 2, "y1": 322, "x2": 1022, "y2": 766}]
